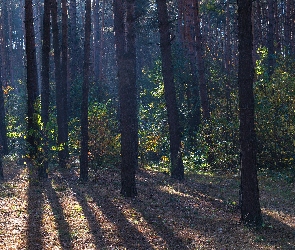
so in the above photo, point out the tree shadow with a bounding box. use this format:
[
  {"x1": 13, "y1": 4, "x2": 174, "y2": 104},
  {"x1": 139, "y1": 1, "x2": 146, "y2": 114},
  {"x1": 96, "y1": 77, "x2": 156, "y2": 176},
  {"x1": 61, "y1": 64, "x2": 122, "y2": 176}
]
[
  {"x1": 134, "y1": 169, "x2": 295, "y2": 249},
  {"x1": 86, "y1": 189, "x2": 154, "y2": 249},
  {"x1": 58, "y1": 168, "x2": 154, "y2": 249},
  {"x1": 26, "y1": 168, "x2": 44, "y2": 250},
  {"x1": 63, "y1": 173, "x2": 108, "y2": 249},
  {"x1": 256, "y1": 213, "x2": 295, "y2": 248},
  {"x1": 44, "y1": 180, "x2": 73, "y2": 249}
]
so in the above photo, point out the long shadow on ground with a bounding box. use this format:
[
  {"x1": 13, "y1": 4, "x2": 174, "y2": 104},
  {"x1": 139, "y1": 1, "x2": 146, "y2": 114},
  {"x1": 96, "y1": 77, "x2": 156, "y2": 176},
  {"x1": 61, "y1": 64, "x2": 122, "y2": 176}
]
[
  {"x1": 45, "y1": 180, "x2": 73, "y2": 249},
  {"x1": 26, "y1": 168, "x2": 44, "y2": 250}
]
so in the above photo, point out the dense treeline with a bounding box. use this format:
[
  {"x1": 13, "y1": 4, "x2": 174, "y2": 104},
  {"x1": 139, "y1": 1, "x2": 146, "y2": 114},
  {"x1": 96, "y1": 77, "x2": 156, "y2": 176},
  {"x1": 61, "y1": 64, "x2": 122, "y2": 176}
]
[{"x1": 0, "y1": 0, "x2": 294, "y2": 227}]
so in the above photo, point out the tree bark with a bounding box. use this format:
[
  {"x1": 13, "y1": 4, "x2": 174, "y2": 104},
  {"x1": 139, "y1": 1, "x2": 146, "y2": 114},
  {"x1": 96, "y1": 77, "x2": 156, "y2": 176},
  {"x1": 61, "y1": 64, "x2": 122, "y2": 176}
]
[
  {"x1": 69, "y1": 0, "x2": 80, "y2": 80},
  {"x1": 0, "y1": 63, "x2": 8, "y2": 155},
  {"x1": 193, "y1": 0, "x2": 210, "y2": 121},
  {"x1": 40, "y1": 0, "x2": 51, "y2": 178},
  {"x1": 238, "y1": 0, "x2": 262, "y2": 227},
  {"x1": 59, "y1": 0, "x2": 69, "y2": 168},
  {"x1": 0, "y1": 60, "x2": 7, "y2": 180},
  {"x1": 99, "y1": 0, "x2": 106, "y2": 82},
  {"x1": 25, "y1": 0, "x2": 39, "y2": 159},
  {"x1": 114, "y1": 0, "x2": 138, "y2": 197},
  {"x1": 267, "y1": 0, "x2": 275, "y2": 76},
  {"x1": 80, "y1": 0, "x2": 91, "y2": 182},
  {"x1": 156, "y1": 0, "x2": 184, "y2": 180},
  {"x1": 93, "y1": 0, "x2": 100, "y2": 82}
]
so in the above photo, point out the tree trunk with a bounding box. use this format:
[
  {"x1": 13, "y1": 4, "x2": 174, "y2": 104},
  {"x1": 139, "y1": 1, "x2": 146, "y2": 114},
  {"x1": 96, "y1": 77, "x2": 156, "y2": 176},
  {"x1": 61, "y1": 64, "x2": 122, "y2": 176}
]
[
  {"x1": 25, "y1": 0, "x2": 39, "y2": 159},
  {"x1": 193, "y1": 0, "x2": 210, "y2": 121},
  {"x1": 40, "y1": 0, "x2": 51, "y2": 178},
  {"x1": 238, "y1": 0, "x2": 262, "y2": 227},
  {"x1": 0, "y1": 64, "x2": 8, "y2": 155},
  {"x1": 114, "y1": 0, "x2": 138, "y2": 197},
  {"x1": 267, "y1": 0, "x2": 275, "y2": 76},
  {"x1": 93, "y1": 0, "x2": 100, "y2": 82},
  {"x1": 284, "y1": 0, "x2": 291, "y2": 55},
  {"x1": 80, "y1": 0, "x2": 91, "y2": 182},
  {"x1": 0, "y1": 61, "x2": 6, "y2": 180},
  {"x1": 69, "y1": 0, "x2": 80, "y2": 80},
  {"x1": 156, "y1": 0, "x2": 184, "y2": 180},
  {"x1": 60, "y1": 0, "x2": 69, "y2": 168},
  {"x1": 99, "y1": 0, "x2": 106, "y2": 82}
]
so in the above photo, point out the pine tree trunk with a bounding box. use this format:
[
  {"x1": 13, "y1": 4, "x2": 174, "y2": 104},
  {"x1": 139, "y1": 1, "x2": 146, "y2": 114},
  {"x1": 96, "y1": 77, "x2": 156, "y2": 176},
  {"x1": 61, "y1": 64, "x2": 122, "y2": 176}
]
[
  {"x1": 93, "y1": 0, "x2": 100, "y2": 83},
  {"x1": 156, "y1": 0, "x2": 184, "y2": 180},
  {"x1": 238, "y1": 0, "x2": 262, "y2": 227},
  {"x1": 80, "y1": 0, "x2": 91, "y2": 182},
  {"x1": 59, "y1": 0, "x2": 69, "y2": 168},
  {"x1": 40, "y1": 0, "x2": 51, "y2": 178},
  {"x1": 0, "y1": 62, "x2": 7, "y2": 180},
  {"x1": 114, "y1": 0, "x2": 138, "y2": 197},
  {"x1": 69, "y1": 0, "x2": 80, "y2": 80},
  {"x1": 193, "y1": 0, "x2": 210, "y2": 121},
  {"x1": 0, "y1": 65, "x2": 8, "y2": 155},
  {"x1": 267, "y1": 0, "x2": 275, "y2": 76},
  {"x1": 25, "y1": 0, "x2": 39, "y2": 159},
  {"x1": 99, "y1": 0, "x2": 106, "y2": 82}
]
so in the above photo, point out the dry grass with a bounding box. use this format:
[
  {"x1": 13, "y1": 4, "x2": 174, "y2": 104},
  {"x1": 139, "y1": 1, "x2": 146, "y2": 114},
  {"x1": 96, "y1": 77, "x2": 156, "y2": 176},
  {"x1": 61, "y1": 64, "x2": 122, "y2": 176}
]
[{"x1": 0, "y1": 159, "x2": 294, "y2": 249}]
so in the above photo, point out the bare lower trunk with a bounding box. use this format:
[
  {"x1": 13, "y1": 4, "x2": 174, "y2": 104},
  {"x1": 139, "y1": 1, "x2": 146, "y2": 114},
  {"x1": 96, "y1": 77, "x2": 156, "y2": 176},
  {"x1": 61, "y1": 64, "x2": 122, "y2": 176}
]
[
  {"x1": 80, "y1": 0, "x2": 91, "y2": 182},
  {"x1": 238, "y1": 0, "x2": 262, "y2": 227},
  {"x1": 114, "y1": 0, "x2": 138, "y2": 197},
  {"x1": 156, "y1": 0, "x2": 184, "y2": 180}
]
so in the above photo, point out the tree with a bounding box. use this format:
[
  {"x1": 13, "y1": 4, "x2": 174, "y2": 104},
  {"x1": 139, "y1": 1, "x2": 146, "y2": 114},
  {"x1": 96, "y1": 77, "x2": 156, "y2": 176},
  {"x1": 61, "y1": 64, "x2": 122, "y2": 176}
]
[
  {"x1": 267, "y1": 0, "x2": 275, "y2": 76},
  {"x1": 0, "y1": 65, "x2": 8, "y2": 156},
  {"x1": 40, "y1": 0, "x2": 51, "y2": 178},
  {"x1": 114, "y1": 0, "x2": 138, "y2": 197},
  {"x1": 238, "y1": 0, "x2": 263, "y2": 227},
  {"x1": 51, "y1": 0, "x2": 68, "y2": 168},
  {"x1": 24, "y1": 0, "x2": 39, "y2": 159},
  {"x1": 59, "y1": 0, "x2": 69, "y2": 168},
  {"x1": 80, "y1": 0, "x2": 91, "y2": 182},
  {"x1": 156, "y1": 0, "x2": 184, "y2": 180},
  {"x1": 0, "y1": 65, "x2": 6, "y2": 180}
]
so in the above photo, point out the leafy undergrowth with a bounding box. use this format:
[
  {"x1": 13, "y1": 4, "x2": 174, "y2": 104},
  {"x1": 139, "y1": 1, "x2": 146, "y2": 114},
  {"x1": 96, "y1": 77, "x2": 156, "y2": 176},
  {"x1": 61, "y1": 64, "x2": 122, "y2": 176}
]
[{"x1": 0, "y1": 160, "x2": 294, "y2": 249}]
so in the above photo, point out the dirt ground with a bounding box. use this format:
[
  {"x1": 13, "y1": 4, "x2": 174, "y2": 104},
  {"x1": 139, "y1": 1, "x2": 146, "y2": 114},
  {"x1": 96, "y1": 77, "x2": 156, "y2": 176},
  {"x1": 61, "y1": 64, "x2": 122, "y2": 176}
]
[{"x1": 0, "y1": 159, "x2": 294, "y2": 249}]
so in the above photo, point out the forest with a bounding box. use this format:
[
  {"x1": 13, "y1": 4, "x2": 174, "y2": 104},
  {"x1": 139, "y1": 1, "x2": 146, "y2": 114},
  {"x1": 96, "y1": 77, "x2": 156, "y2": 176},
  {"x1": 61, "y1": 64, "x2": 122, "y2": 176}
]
[{"x1": 0, "y1": 0, "x2": 294, "y2": 249}]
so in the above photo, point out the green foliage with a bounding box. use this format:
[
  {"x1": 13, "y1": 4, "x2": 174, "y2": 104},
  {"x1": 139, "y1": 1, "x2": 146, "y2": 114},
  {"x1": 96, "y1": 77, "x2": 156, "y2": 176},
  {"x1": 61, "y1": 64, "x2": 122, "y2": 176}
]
[
  {"x1": 4, "y1": 81, "x2": 27, "y2": 157},
  {"x1": 139, "y1": 61, "x2": 170, "y2": 168},
  {"x1": 88, "y1": 100, "x2": 120, "y2": 170},
  {"x1": 255, "y1": 48, "x2": 295, "y2": 170}
]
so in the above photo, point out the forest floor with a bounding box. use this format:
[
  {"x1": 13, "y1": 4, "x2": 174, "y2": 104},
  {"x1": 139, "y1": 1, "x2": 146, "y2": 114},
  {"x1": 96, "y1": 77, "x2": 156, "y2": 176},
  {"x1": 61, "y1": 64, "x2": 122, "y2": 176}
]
[{"x1": 0, "y1": 158, "x2": 294, "y2": 250}]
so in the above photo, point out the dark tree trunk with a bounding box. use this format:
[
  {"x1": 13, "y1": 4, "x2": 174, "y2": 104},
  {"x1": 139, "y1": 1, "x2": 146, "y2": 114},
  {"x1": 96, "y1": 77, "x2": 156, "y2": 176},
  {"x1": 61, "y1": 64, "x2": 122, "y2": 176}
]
[
  {"x1": 59, "y1": 0, "x2": 69, "y2": 168},
  {"x1": 0, "y1": 141, "x2": 2, "y2": 179},
  {"x1": 156, "y1": 0, "x2": 184, "y2": 180},
  {"x1": 284, "y1": 0, "x2": 291, "y2": 55},
  {"x1": 0, "y1": 65, "x2": 8, "y2": 155},
  {"x1": 114, "y1": 0, "x2": 138, "y2": 197},
  {"x1": 40, "y1": 0, "x2": 51, "y2": 178},
  {"x1": 69, "y1": 0, "x2": 80, "y2": 80},
  {"x1": 93, "y1": 0, "x2": 100, "y2": 82},
  {"x1": 0, "y1": 155, "x2": 3, "y2": 180},
  {"x1": 238, "y1": 0, "x2": 263, "y2": 227},
  {"x1": 99, "y1": 0, "x2": 106, "y2": 82},
  {"x1": 267, "y1": 0, "x2": 275, "y2": 76},
  {"x1": 51, "y1": 0, "x2": 63, "y2": 167},
  {"x1": 0, "y1": 65, "x2": 6, "y2": 180},
  {"x1": 25, "y1": 0, "x2": 39, "y2": 159},
  {"x1": 182, "y1": 0, "x2": 201, "y2": 147},
  {"x1": 80, "y1": 0, "x2": 91, "y2": 182},
  {"x1": 193, "y1": 0, "x2": 210, "y2": 121}
]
